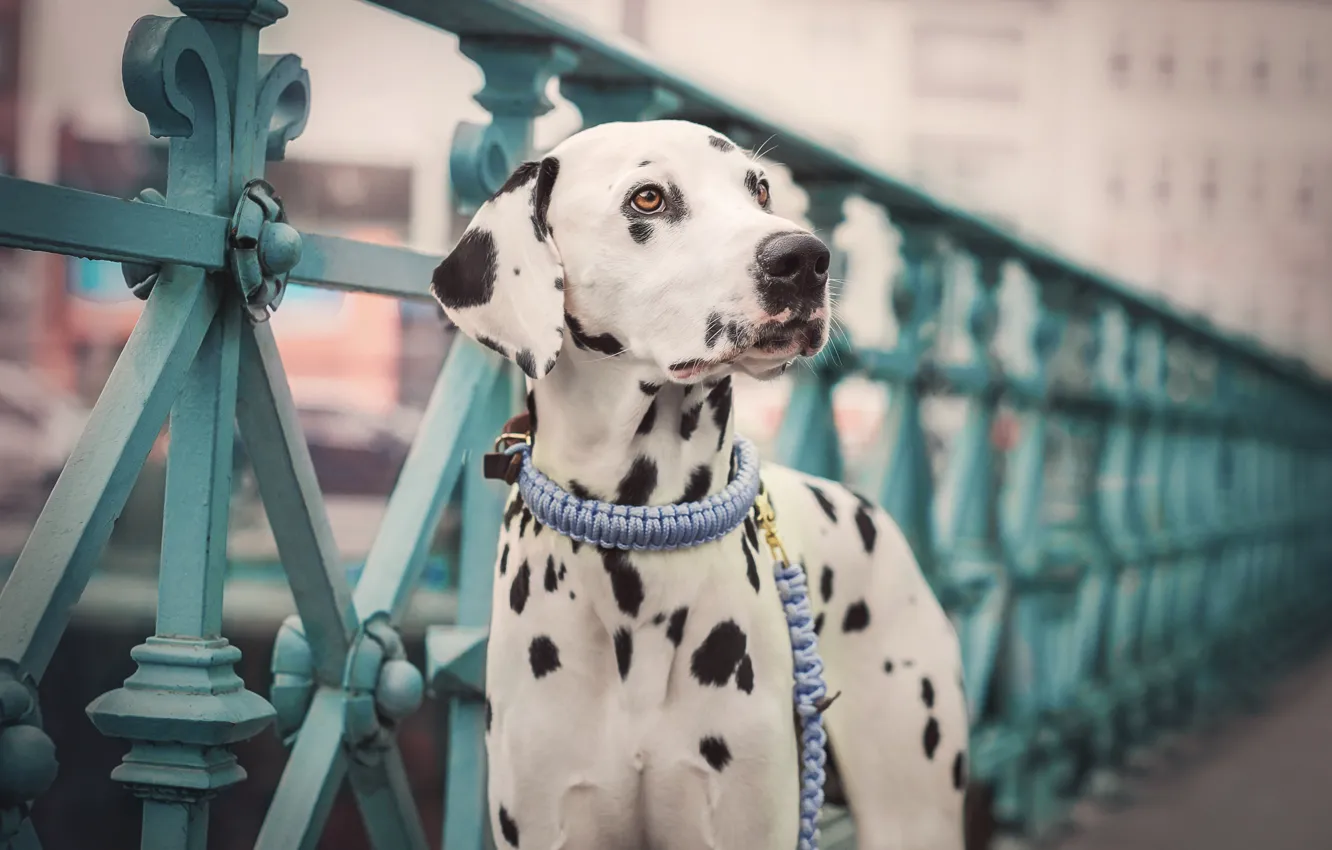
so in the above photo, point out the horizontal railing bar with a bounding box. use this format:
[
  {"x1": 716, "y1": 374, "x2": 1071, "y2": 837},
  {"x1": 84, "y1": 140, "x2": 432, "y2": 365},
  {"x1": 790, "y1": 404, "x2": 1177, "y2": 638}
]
[
  {"x1": 0, "y1": 176, "x2": 441, "y2": 301},
  {"x1": 363, "y1": 0, "x2": 1331, "y2": 397},
  {"x1": 0, "y1": 176, "x2": 227, "y2": 268},
  {"x1": 291, "y1": 234, "x2": 439, "y2": 300}
]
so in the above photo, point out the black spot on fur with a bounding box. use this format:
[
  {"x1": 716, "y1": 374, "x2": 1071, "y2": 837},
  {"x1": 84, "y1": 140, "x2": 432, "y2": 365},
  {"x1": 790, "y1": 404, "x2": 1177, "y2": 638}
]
[
  {"x1": 691, "y1": 620, "x2": 748, "y2": 686},
  {"x1": 705, "y1": 312, "x2": 725, "y2": 348},
  {"x1": 558, "y1": 562, "x2": 567, "y2": 580},
  {"x1": 554, "y1": 276, "x2": 564, "y2": 291},
  {"x1": 638, "y1": 159, "x2": 653, "y2": 167},
  {"x1": 736, "y1": 654, "x2": 754, "y2": 694},
  {"x1": 568, "y1": 480, "x2": 596, "y2": 501},
  {"x1": 652, "y1": 612, "x2": 666, "y2": 626},
  {"x1": 519, "y1": 508, "x2": 532, "y2": 538},
  {"x1": 544, "y1": 557, "x2": 558, "y2": 592},
  {"x1": 640, "y1": 381, "x2": 661, "y2": 395},
  {"x1": 432, "y1": 228, "x2": 496, "y2": 309},
  {"x1": 667, "y1": 607, "x2": 689, "y2": 646},
  {"x1": 614, "y1": 627, "x2": 634, "y2": 680},
  {"x1": 636, "y1": 400, "x2": 658, "y2": 436},
  {"x1": 530, "y1": 157, "x2": 559, "y2": 242},
  {"x1": 493, "y1": 160, "x2": 540, "y2": 199},
  {"x1": 663, "y1": 183, "x2": 690, "y2": 223},
  {"x1": 814, "y1": 613, "x2": 824, "y2": 635},
  {"x1": 820, "y1": 566, "x2": 834, "y2": 603},
  {"x1": 707, "y1": 377, "x2": 732, "y2": 450},
  {"x1": 529, "y1": 636, "x2": 561, "y2": 678},
  {"x1": 884, "y1": 659, "x2": 894, "y2": 673},
  {"x1": 743, "y1": 539, "x2": 760, "y2": 593},
  {"x1": 682, "y1": 465, "x2": 712, "y2": 503},
  {"x1": 744, "y1": 516, "x2": 759, "y2": 550},
  {"x1": 498, "y1": 544, "x2": 509, "y2": 576},
  {"x1": 476, "y1": 335, "x2": 507, "y2": 358},
  {"x1": 486, "y1": 696, "x2": 492, "y2": 733},
  {"x1": 699, "y1": 736, "x2": 733, "y2": 771},
  {"x1": 843, "y1": 600, "x2": 870, "y2": 633},
  {"x1": 565, "y1": 311, "x2": 624, "y2": 356},
  {"x1": 616, "y1": 456, "x2": 658, "y2": 506},
  {"x1": 807, "y1": 485, "x2": 837, "y2": 523},
  {"x1": 854, "y1": 503, "x2": 878, "y2": 552},
  {"x1": 498, "y1": 805, "x2": 520, "y2": 847},
  {"x1": 510, "y1": 561, "x2": 531, "y2": 614},
  {"x1": 500, "y1": 492, "x2": 522, "y2": 532},
  {"x1": 952, "y1": 751, "x2": 968, "y2": 790},
  {"x1": 921, "y1": 677, "x2": 935, "y2": 709},
  {"x1": 680, "y1": 402, "x2": 704, "y2": 440},
  {"x1": 729, "y1": 449, "x2": 738, "y2": 483},
  {"x1": 923, "y1": 717, "x2": 941, "y2": 760},
  {"x1": 601, "y1": 548, "x2": 645, "y2": 617},
  {"x1": 543, "y1": 357, "x2": 557, "y2": 376},
  {"x1": 531, "y1": 517, "x2": 543, "y2": 537},
  {"x1": 708, "y1": 134, "x2": 736, "y2": 153},
  {"x1": 628, "y1": 220, "x2": 654, "y2": 244}
]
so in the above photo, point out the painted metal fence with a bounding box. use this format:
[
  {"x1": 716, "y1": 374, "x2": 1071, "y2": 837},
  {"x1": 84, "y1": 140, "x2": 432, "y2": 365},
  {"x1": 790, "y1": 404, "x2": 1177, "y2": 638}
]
[{"x1": 1, "y1": 1, "x2": 1331, "y2": 848}]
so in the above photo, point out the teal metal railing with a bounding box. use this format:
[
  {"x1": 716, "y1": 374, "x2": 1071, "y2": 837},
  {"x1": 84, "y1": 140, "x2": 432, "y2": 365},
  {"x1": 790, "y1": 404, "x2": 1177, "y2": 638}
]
[{"x1": 1, "y1": 1, "x2": 1331, "y2": 848}]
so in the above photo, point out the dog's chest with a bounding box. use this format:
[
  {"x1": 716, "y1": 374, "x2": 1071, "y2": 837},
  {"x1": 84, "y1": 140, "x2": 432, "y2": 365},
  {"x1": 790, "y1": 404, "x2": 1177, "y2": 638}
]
[{"x1": 493, "y1": 489, "x2": 792, "y2": 712}]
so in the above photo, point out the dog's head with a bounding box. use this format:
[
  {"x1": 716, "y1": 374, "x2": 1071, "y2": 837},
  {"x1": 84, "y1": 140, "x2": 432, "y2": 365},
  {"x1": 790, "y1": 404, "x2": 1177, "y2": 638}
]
[{"x1": 431, "y1": 119, "x2": 831, "y2": 384}]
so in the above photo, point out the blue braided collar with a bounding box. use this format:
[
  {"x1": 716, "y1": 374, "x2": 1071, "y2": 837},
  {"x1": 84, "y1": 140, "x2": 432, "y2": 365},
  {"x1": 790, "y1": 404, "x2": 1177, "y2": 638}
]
[{"x1": 508, "y1": 436, "x2": 761, "y2": 551}]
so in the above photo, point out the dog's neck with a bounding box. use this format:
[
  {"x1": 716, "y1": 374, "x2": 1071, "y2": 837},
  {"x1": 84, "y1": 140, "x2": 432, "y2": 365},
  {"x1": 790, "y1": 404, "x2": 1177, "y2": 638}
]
[{"x1": 527, "y1": 348, "x2": 736, "y2": 507}]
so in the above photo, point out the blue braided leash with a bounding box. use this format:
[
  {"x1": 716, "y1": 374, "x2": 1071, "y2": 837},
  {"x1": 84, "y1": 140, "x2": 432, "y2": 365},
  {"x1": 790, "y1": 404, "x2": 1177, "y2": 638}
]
[{"x1": 506, "y1": 435, "x2": 829, "y2": 848}]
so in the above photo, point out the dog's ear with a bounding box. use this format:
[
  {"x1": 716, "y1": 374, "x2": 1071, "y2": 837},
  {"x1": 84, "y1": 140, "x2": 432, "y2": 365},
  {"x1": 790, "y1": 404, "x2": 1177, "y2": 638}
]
[{"x1": 431, "y1": 157, "x2": 565, "y2": 380}]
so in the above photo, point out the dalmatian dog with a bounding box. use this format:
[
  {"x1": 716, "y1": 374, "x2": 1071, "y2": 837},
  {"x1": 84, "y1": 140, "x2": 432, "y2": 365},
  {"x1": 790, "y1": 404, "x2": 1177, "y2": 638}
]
[{"x1": 431, "y1": 120, "x2": 968, "y2": 850}]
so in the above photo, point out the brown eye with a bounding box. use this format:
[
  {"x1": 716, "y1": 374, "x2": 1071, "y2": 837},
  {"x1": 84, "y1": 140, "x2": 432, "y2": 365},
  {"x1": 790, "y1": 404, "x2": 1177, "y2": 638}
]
[
  {"x1": 756, "y1": 181, "x2": 770, "y2": 207},
  {"x1": 632, "y1": 186, "x2": 664, "y2": 213}
]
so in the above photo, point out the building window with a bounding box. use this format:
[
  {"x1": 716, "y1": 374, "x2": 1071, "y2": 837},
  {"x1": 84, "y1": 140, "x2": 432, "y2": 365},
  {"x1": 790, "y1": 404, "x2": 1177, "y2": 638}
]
[
  {"x1": 1253, "y1": 45, "x2": 1271, "y2": 93},
  {"x1": 1299, "y1": 42, "x2": 1318, "y2": 95},
  {"x1": 1206, "y1": 44, "x2": 1224, "y2": 91},
  {"x1": 1201, "y1": 156, "x2": 1219, "y2": 214},
  {"x1": 1107, "y1": 159, "x2": 1126, "y2": 205},
  {"x1": 1250, "y1": 158, "x2": 1267, "y2": 209},
  {"x1": 1297, "y1": 163, "x2": 1315, "y2": 220},
  {"x1": 1157, "y1": 38, "x2": 1177, "y2": 87},
  {"x1": 1109, "y1": 33, "x2": 1130, "y2": 87},
  {"x1": 1154, "y1": 157, "x2": 1173, "y2": 207}
]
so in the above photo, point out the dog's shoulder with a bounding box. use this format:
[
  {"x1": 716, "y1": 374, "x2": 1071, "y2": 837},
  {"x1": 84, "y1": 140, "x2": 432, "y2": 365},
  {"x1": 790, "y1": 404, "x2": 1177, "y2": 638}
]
[{"x1": 757, "y1": 463, "x2": 913, "y2": 565}]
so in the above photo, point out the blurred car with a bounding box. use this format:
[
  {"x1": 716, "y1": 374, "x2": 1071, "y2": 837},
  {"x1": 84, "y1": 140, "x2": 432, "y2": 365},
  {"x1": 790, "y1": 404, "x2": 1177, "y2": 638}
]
[{"x1": 291, "y1": 404, "x2": 423, "y2": 497}]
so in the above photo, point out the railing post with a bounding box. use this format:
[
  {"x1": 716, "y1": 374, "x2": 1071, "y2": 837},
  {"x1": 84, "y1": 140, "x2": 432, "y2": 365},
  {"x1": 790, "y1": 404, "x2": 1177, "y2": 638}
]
[
  {"x1": 1125, "y1": 320, "x2": 1169, "y2": 754},
  {"x1": 560, "y1": 79, "x2": 680, "y2": 128},
  {"x1": 870, "y1": 216, "x2": 945, "y2": 572},
  {"x1": 83, "y1": 4, "x2": 301, "y2": 847},
  {"x1": 1084, "y1": 305, "x2": 1147, "y2": 802},
  {"x1": 932, "y1": 246, "x2": 1007, "y2": 722},
  {"x1": 774, "y1": 181, "x2": 857, "y2": 481},
  {"x1": 449, "y1": 39, "x2": 577, "y2": 216}
]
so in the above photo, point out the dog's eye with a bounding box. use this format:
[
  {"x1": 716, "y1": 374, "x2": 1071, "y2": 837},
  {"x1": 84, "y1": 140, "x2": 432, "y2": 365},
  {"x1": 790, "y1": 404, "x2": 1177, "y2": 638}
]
[
  {"x1": 631, "y1": 186, "x2": 665, "y2": 214},
  {"x1": 756, "y1": 181, "x2": 770, "y2": 208}
]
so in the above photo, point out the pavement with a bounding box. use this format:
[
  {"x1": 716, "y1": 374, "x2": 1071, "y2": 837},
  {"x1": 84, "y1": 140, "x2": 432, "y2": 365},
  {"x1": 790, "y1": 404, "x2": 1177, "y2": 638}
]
[{"x1": 1051, "y1": 647, "x2": 1332, "y2": 850}]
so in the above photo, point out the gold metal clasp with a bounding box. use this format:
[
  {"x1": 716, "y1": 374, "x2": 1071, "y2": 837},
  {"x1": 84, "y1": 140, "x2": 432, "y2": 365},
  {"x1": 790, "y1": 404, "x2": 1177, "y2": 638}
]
[
  {"x1": 753, "y1": 491, "x2": 791, "y2": 565},
  {"x1": 492, "y1": 432, "x2": 531, "y2": 453}
]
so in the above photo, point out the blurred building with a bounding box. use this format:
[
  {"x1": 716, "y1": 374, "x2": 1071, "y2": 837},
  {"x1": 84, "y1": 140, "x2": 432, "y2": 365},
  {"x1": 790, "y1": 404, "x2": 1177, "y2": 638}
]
[{"x1": 574, "y1": 0, "x2": 1332, "y2": 369}]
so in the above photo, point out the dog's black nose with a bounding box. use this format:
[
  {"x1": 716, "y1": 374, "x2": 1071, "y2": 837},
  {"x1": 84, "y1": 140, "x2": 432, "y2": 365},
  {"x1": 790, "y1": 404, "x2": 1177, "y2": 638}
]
[{"x1": 757, "y1": 232, "x2": 831, "y2": 294}]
